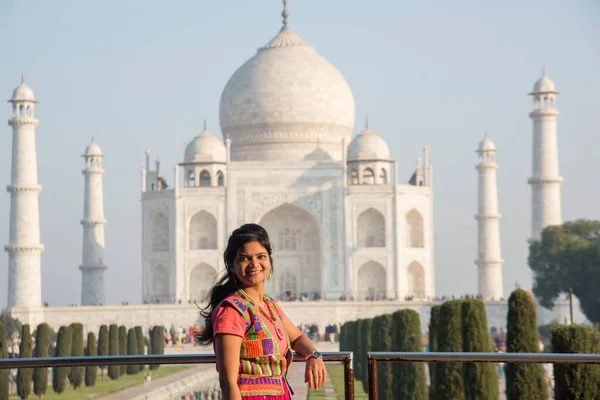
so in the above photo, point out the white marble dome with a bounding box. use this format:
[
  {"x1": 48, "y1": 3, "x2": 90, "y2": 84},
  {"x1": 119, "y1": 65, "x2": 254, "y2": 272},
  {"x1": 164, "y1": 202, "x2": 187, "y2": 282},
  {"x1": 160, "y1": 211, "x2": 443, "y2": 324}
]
[
  {"x1": 478, "y1": 136, "x2": 496, "y2": 152},
  {"x1": 347, "y1": 129, "x2": 390, "y2": 161},
  {"x1": 184, "y1": 129, "x2": 226, "y2": 164},
  {"x1": 85, "y1": 138, "x2": 103, "y2": 156},
  {"x1": 11, "y1": 82, "x2": 35, "y2": 102},
  {"x1": 219, "y1": 26, "x2": 355, "y2": 161},
  {"x1": 532, "y1": 74, "x2": 557, "y2": 93}
]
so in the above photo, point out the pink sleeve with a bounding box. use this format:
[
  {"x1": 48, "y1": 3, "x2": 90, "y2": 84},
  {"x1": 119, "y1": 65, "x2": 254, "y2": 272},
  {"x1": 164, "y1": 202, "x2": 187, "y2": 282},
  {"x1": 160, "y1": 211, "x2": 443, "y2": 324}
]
[{"x1": 212, "y1": 303, "x2": 246, "y2": 338}]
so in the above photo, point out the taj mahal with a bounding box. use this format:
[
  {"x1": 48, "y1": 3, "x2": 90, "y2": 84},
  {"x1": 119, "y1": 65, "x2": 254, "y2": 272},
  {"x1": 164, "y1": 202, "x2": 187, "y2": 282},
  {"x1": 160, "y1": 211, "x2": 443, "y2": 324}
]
[{"x1": 3, "y1": 5, "x2": 570, "y2": 333}]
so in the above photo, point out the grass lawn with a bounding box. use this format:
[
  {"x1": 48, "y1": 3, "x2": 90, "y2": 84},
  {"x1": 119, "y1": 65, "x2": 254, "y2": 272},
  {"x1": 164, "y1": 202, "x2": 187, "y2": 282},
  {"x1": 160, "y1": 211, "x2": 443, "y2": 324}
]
[
  {"x1": 307, "y1": 364, "x2": 368, "y2": 400},
  {"x1": 9, "y1": 366, "x2": 191, "y2": 400}
]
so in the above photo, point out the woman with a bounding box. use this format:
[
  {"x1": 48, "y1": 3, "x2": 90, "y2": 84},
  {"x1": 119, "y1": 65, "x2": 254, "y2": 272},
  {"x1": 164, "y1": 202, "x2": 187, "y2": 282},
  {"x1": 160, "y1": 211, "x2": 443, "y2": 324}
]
[{"x1": 197, "y1": 223, "x2": 327, "y2": 399}]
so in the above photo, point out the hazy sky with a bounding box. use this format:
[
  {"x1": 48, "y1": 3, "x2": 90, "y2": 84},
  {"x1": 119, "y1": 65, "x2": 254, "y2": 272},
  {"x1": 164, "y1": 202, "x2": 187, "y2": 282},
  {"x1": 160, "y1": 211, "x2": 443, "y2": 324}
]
[{"x1": 0, "y1": 0, "x2": 598, "y2": 309}]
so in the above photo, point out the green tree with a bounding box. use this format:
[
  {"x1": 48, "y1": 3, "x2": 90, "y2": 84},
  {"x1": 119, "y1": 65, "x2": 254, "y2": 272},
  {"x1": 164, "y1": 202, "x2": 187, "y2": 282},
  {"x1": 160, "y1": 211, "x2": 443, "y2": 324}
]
[
  {"x1": 149, "y1": 326, "x2": 164, "y2": 371},
  {"x1": 33, "y1": 323, "x2": 50, "y2": 398},
  {"x1": 354, "y1": 319, "x2": 364, "y2": 382},
  {"x1": 108, "y1": 324, "x2": 120, "y2": 380},
  {"x1": 85, "y1": 332, "x2": 97, "y2": 387},
  {"x1": 429, "y1": 304, "x2": 442, "y2": 399},
  {"x1": 135, "y1": 326, "x2": 145, "y2": 371},
  {"x1": 0, "y1": 323, "x2": 8, "y2": 399},
  {"x1": 0, "y1": 312, "x2": 22, "y2": 342},
  {"x1": 118, "y1": 326, "x2": 127, "y2": 376},
  {"x1": 529, "y1": 220, "x2": 600, "y2": 323},
  {"x1": 461, "y1": 299, "x2": 499, "y2": 400},
  {"x1": 360, "y1": 318, "x2": 373, "y2": 393},
  {"x1": 98, "y1": 325, "x2": 109, "y2": 380},
  {"x1": 436, "y1": 300, "x2": 465, "y2": 400},
  {"x1": 392, "y1": 309, "x2": 427, "y2": 400},
  {"x1": 16, "y1": 324, "x2": 33, "y2": 399},
  {"x1": 505, "y1": 289, "x2": 547, "y2": 400},
  {"x1": 68, "y1": 323, "x2": 84, "y2": 390},
  {"x1": 127, "y1": 328, "x2": 140, "y2": 375},
  {"x1": 52, "y1": 326, "x2": 73, "y2": 394},
  {"x1": 551, "y1": 324, "x2": 600, "y2": 399},
  {"x1": 371, "y1": 315, "x2": 394, "y2": 400}
]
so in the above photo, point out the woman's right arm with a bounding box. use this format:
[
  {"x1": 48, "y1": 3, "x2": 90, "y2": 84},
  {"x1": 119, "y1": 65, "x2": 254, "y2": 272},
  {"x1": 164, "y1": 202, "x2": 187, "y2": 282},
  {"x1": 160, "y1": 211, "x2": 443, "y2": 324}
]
[{"x1": 214, "y1": 334, "x2": 243, "y2": 400}]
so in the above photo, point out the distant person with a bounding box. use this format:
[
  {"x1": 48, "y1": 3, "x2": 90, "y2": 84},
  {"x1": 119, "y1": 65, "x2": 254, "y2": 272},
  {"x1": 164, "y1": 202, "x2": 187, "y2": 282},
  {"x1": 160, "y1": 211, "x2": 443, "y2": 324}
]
[{"x1": 197, "y1": 223, "x2": 326, "y2": 399}]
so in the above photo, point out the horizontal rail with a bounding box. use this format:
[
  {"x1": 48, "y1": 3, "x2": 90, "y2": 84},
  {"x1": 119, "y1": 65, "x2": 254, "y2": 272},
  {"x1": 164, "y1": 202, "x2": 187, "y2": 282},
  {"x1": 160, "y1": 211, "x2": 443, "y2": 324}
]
[
  {"x1": 368, "y1": 351, "x2": 600, "y2": 364},
  {"x1": 0, "y1": 351, "x2": 352, "y2": 369}
]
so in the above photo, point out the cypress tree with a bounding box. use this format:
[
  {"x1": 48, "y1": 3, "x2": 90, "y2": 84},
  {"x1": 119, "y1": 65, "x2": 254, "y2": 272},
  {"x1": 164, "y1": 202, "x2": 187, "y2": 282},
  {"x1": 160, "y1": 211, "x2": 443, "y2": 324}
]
[
  {"x1": 0, "y1": 323, "x2": 8, "y2": 400},
  {"x1": 33, "y1": 323, "x2": 50, "y2": 398},
  {"x1": 392, "y1": 310, "x2": 427, "y2": 399},
  {"x1": 149, "y1": 326, "x2": 164, "y2": 371},
  {"x1": 371, "y1": 315, "x2": 394, "y2": 400},
  {"x1": 339, "y1": 322, "x2": 347, "y2": 351},
  {"x1": 16, "y1": 324, "x2": 33, "y2": 399},
  {"x1": 85, "y1": 332, "x2": 98, "y2": 387},
  {"x1": 52, "y1": 325, "x2": 73, "y2": 394},
  {"x1": 98, "y1": 325, "x2": 109, "y2": 380},
  {"x1": 354, "y1": 319, "x2": 364, "y2": 382},
  {"x1": 127, "y1": 328, "x2": 140, "y2": 374},
  {"x1": 436, "y1": 300, "x2": 465, "y2": 400},
  {"x1": 68, "y1": 323, "x2": 84, "y2": 390},
  {"x1": 429, "y1": 304, "x2": 442, "y2": 399},
  {"x1": 505, "y1": 289, "x2": 547, "y2": 400},
  {"x1": 135, "y1": 326, "x2": 145, "y2": 371},
  {"x1": 551, "y1": 324, "x2": 600, "y2": 399},
  {"x1": 108, "y1": 324, "x2": 120, "y2": 379},
  {"x1": 361, "y1": 318, "x2": 373, "y2": 393},
  {"x1": 118, "y1": 326, "x2": 127, "y2": 376},
  {"x1": 462, "y1": 299, "x2": 499, "y2": 400}
]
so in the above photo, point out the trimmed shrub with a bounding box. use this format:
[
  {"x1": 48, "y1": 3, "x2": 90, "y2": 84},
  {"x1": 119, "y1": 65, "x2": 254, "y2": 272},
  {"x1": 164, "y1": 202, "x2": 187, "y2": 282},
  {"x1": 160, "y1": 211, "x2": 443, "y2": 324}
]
[
  {"x1": 52, "y1": 326, "x2": 73, "y2": 394},
  {"x1": 108, "y1": 324, "x2": 120, "y2": 379},
  {"x1": 505, "y1": 289, "x2": 547, "y2": 400},
  {"x1": 98, "y1": 325, "x2": 109, "y2": 380},
  {"x1": 68, "y1": 323, "x2": 84, "y2": 390},
  {"x1": 462, "y1": 299, "x2": 499, "y2": 400},
  {"x1": 0, "y1": 323, "x2": 8, "y2": 399},
  {"x1": 149, "y1": 326, "x2": 165, "y2": 371},
  {"x1": 551, "y1": 324, "x2": 600, "y2": 398},
  {"x1": 127, "y1": 328, "x2": 140, "y2": 374},
  {"x1": 371, "y1": 314, "x2": 394, "y2": 400},
  {"x1": 354, "y1": 319, "x2": 365, "y2": 382},
  {"x1": 85, "y1": 332, "x2": 98, "y2": 387},
  {"x1": 17, "y1": 324, "x2": 33, "y2": 399},
  {"x1": 33, "y1": 323, "x2": 50, "y2": 397},
  {"x1": 135, "y1": 326, "x2": 146, "y2": 371},
  {"x1": 429, "y1": 304, "x2": 442, "y2": 399},
  {"x1": 361, "y1": 318, "x2": 373, "y2": 393},
  {"x1": 436, "y1": 300, "x2": 465, "y2": 400},
  {"x1": 392, "y1": 310, "x2": 427, "y2": 399},
  {"x1": 118, "y1": 326, "x2": 127, "y2": 376}
]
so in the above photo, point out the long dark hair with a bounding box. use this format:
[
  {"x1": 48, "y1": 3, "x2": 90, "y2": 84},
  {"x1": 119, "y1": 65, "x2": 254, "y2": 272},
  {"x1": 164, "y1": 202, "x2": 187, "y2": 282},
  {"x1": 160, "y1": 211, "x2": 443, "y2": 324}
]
[{"x1": 196, "y1": 223, "x2": 274, "y2": 345}]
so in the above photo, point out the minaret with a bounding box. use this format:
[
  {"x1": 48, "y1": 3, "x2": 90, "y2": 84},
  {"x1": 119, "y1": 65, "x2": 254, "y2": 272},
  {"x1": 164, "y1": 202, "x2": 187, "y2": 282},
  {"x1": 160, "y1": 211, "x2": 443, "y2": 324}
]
[
  {"x1": 80, "y1": 138, "x2": 107, "y2": 306},
  {"x1": 6, "y1": 75, "x2": 44, "y2": 308},
  {"x1": 475, "y1": 134, "x2": 504, "y2": 300},
  {"x1": 528, "y1": 69, "x2": 563, "y2": 241}
]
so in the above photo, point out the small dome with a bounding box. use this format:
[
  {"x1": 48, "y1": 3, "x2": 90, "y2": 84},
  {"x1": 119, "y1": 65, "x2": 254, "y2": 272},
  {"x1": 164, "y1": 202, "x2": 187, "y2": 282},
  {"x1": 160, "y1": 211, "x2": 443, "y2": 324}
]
[
  {"x1": 532, "y1": 74, "x2": 557, "y2": 94},
  {"x1": 85, "y1": 138, "x2": 103, "y2": 156},
  {"x1": 184, "y1": 129, "x2": 226, "y2": 164},
  {"x1": 11, "y1": 82, "x2": 35, "y2": 102},
  {"x1": 478, "y1": 136, "x2": 496, "y2": 152},
  {"x1": 347, "y1": 129, "x2": 390, "y2": 161}
]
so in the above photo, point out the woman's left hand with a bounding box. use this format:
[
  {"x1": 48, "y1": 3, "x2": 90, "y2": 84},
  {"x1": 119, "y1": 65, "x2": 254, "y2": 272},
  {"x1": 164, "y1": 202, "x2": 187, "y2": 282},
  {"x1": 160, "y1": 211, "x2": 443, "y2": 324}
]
[{"x1": 305, "y1": 357, "x2": 327, "y2": 390}]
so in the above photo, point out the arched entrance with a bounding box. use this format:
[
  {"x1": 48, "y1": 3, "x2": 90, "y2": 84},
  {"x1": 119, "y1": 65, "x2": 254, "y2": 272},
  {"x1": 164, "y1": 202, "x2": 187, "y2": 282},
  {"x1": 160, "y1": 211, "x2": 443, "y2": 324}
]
[
  {"x1": 357, "y1": 261, "x2": 386, "y2": 300},
  {"x1": 260, "y1": 203, "x2": 321, "y2": 300},
  {"x1": 189, "y1": 263, "x2": 217, "y2": 302}
]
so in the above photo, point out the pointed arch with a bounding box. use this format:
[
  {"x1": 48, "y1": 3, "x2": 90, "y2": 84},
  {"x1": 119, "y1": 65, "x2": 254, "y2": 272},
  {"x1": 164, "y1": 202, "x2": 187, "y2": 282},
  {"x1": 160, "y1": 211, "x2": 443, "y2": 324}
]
[
  {"x1": 152, "y1": 264, "x2": 169, "y2": 301},
  {"x1": 357, "y1": 208, "x2": 385, "y2": 247},
  {"x1": 199, "y1": 170, "x2": 211, "y2": 187},
  {"x1": 350, "y1": 169, "x2": 359, "y2": 185},
  {"x1": 187, "y1": 170, "x2": 196, "y2": 187},
  {"x1": 216, "y1": 171, "x2": 225, "y2": 186},
  {"x1": 363, "y1": 168, "x2": 375, "y2": 185},
  {"x1": 380, "y1": 168, "x2": 387, "y2": 184},
  {"x1": 357, "y1": 261, "x2": 386, "y2": 300},
  {"x1": 260, "y1": 203, "x2": 320, "y2": 299},
  {"x1": 406, "y1": 209, "x2": 424, "y2": 248},
  {"x1": 189, "y1": 210, "x2": 218, "y2": 250},
  {"x1": 407, "y1": 261, "x2": 425, "y2": 298},
  {"x1": 152, "y1": 213, "x2": 169, "y2": 252},
  {"x1": 189, "y1": 263, "x2": 217, "y2": 302}
]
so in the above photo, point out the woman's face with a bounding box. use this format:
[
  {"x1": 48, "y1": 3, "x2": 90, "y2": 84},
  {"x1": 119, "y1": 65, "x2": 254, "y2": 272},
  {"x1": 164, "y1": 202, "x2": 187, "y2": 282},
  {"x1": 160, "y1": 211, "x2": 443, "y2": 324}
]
[{"x1": 233, "y1": 241, "x2": 272, "y2": 288}]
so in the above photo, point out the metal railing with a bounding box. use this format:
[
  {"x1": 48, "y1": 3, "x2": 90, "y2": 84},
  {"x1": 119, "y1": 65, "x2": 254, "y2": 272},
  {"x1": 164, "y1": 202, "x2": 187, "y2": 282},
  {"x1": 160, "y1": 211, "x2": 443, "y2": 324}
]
[
  {"x1": 0, "y1": 351, "x2": 355, "y2": 400},
  {"x1": 367, "y1": 351, "x2": 600, "y2": 400}
]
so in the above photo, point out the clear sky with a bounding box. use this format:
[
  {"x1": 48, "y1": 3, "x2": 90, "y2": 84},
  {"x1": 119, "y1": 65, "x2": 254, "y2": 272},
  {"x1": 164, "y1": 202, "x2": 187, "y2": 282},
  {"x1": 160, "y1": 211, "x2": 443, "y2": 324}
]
[{"x1": 0, "y1": 0, "x2": 598, "y2": 310}]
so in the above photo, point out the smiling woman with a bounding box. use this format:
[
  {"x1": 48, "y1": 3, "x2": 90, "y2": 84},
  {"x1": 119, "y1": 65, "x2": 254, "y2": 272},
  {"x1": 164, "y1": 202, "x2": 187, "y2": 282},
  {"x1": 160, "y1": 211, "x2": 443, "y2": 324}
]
[{"x1": 196, "y1": 223, "x2": 327, "y2": 399}]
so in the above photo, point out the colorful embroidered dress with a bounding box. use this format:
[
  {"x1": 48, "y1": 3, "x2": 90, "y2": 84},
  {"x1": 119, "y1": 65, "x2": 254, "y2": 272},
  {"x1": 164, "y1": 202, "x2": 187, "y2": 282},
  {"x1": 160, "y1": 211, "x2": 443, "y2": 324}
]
[{"x1": 213, "y1": 290, "x2": 293, "y2": 398}]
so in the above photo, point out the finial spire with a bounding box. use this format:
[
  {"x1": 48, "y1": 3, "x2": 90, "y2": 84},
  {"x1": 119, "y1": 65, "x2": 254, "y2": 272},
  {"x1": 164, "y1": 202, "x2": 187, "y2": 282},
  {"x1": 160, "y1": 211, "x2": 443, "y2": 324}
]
[
  {"x1": 20, "y1": 73, "x2": 24, "y2": 84},
  {"x1": 365, "y1": 114, "x2": 369, "y2": 130},
  {"x1": 542, "y1": 66, "x2": 546, "y2": 77},
  {"x1": 203, "y1": 117, "x2": 207, "y2": 131},
  {"x1": 282, "y1": 0, "x2": 289, "y2": 28}
]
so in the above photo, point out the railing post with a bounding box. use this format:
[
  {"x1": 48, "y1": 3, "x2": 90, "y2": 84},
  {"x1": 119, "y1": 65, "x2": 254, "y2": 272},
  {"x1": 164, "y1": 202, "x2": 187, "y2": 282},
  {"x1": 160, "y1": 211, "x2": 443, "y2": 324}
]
[
  {"x1": 344, "y1": 353, "x2": 355, "y2": 400},
  {"x1": 368, "y1": 353, "x2": 378, "y2": 400}
]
